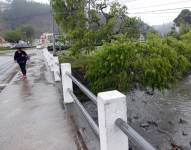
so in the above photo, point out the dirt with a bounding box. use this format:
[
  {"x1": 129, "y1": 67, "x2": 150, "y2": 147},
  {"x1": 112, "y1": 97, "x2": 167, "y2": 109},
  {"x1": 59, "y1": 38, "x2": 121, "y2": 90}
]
[{"x1": 71, "y1": 69, "x2": 191, "y2": 150}]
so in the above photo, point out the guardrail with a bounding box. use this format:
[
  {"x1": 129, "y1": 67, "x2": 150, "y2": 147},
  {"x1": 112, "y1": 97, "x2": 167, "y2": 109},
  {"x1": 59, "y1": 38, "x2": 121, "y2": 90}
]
[
  {"x1": 61, "y1": 63, "x2": 156, "y2": 150},
  {"x1": 42, "y1": 48, "x2": 61, "y2": 82}
]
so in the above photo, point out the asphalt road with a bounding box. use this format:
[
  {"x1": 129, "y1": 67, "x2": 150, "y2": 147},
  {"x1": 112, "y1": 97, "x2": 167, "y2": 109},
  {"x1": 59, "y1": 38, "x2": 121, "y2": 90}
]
[
  {"x1": 0, "y1": 50, "x2": 78, "y2": 150},
  {"x1": 0, "y1": 53, "x2": 15, "y2": 84}
]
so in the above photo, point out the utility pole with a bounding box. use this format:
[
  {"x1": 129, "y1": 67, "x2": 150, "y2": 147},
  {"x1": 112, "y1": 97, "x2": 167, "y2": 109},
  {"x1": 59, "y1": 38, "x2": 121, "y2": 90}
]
[{"x1": 50, "y1": 0, "x2": 56, "y2": 56}]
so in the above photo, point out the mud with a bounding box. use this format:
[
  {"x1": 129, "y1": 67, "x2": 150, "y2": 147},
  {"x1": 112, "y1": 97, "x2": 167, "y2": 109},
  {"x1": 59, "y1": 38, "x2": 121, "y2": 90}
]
[{"x1": 83, "y1": 75, "x2": 191, "y2": 150}]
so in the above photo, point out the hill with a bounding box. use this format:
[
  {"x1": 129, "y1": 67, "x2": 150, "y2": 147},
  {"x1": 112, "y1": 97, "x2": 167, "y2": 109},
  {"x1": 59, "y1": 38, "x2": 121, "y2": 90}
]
[
  {"x1": 0, "y1": 0, "x2": 53, "y2": 37},
  {"x1": 152, "y1": 22, "x2": 174, "y2": 35},
  {"x1": 174, "y1": 9, "x2": 191, "y2": 26}
]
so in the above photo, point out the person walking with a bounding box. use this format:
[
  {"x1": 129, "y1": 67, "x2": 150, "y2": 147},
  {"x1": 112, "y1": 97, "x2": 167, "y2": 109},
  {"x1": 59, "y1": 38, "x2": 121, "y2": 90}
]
[{"x1": 14, "y1": 46, "x2": 29, "y2": 80}]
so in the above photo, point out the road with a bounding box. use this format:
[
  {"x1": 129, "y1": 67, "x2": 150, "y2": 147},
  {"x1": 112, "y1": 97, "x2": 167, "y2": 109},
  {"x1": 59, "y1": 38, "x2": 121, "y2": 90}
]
[
  {"x1": 0, "y1": 52, "x2": 16, "y2": 84},
  {"x1": 0, "y1": 50, "x2": 78, "y2": 150}
]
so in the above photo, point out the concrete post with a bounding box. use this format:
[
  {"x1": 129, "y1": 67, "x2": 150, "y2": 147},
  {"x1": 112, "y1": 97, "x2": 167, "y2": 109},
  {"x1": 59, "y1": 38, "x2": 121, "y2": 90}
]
[
  {"x1": 53, "y1": 56, "x2": 61, "y2": 82},
  {"x1": 61, "y1": 63, "x2": 73, "y2": 103},
  {"x1": 97, "y1": 90, "x2": 128, "y2": 150}
]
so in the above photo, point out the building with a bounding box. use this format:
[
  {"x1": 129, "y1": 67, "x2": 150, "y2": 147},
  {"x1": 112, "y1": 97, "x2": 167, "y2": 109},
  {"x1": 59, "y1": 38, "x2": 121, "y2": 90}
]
[
  {"x1": 0, "y1": 36, "x2": 6, "y2": 46},
  {"x1": 40, "y1": 33, "x2": 53, "y2": 47}
]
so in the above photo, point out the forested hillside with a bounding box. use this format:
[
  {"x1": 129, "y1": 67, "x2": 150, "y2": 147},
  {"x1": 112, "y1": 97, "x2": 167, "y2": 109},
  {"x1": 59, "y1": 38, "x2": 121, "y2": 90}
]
[
  {"x1": 174, "y1": 9, "x2": 191, "y2": 26},
  {"x1": 0, "y1": 0, "x2": 52, "y2": 37}
]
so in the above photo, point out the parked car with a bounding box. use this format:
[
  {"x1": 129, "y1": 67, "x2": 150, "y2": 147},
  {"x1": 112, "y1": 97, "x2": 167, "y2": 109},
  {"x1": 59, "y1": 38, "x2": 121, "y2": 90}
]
[
  {"x1": 47, "y1": 43, "x2": 70, "y2": 51},
  {"x1": 12, "y1": 43, "x2": 31, "y2": 49},
  {"x1": 36, "y1": 45, "x2": 43, "y2": 49}
]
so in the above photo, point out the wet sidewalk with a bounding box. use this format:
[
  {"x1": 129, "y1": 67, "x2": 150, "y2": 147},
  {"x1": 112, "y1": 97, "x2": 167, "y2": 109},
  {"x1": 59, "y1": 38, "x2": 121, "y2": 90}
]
[{"x1": 0, "y1": 50, "x2": 77, "y2": 150}]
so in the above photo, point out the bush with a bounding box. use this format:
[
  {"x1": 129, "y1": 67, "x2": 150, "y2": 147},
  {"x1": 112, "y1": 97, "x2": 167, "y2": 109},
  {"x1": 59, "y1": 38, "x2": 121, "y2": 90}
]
[
  {"x1": 3, "y1": 29, "x2": 22, "y2": 43},
  {"x1": 85, "y1": 34, "x2": 191, "y2": 93},
  {"x1": 58, "y1": 51, "x2": 94, "y2": 70},
  {"x1": 0, "y1": 47, "x2": 10, "y2": 51}
]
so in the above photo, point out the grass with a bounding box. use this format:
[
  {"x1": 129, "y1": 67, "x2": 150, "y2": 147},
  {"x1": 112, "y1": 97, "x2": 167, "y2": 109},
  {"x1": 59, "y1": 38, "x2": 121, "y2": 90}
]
[
  {"x1": 0, "y1": 47, "x2": 11, "y2": 51},
  {"x1": 0, "y1": 47, "x2": 16, "y2": 54},
  {"x1": 58, "y1": 50, "x2": 94, "y2": 102}
]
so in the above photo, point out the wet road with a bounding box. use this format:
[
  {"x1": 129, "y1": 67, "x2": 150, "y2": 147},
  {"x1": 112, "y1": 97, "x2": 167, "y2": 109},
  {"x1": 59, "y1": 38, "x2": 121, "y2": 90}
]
[
  {"x1": 0, "y1": 50, "x2": 77, "y2": 150},
  {"x1": 0, "y1": 52, "x2": 15, "y2": 83}
]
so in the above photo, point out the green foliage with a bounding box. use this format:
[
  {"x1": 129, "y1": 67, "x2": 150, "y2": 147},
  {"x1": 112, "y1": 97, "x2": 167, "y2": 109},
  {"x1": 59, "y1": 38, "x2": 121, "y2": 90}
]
[
  {"x1": 109, "y1": 2, "x2": 127, "y2": 17},
  {"x1": 86, "y1": 33, "x2": 191, "y2": 93},
  {"x1": 58, "y1": 51, "x2": 94, "y2": 69},
  {"x1": 0, "y1": 47, "x2": 11, "y2": 51},
  {"x1": 3, "y1": 29, "x2": 22, "y2": 42},
  {"x1": 180, "y1": 29, "x2": 191, "y2": 51},
  {"x1": 3, "y1": 25, "x2": 35, "y2": 43},
  {"x1": 20, "y1": 25, "x2": 35, "y2": 43},
  {"x1": 165, "y1": 36, "x2": 191, "y2": 61},
  {"x1": 52, "y1": 0, "x2": 87, "y2": 33},
  {"x1": 55, "y1": 1, "x2": 191, "y2": 93},
  {"x1": 168, "y1": 26, "x2": 179, "y2": 38},
  {"x1": 69, "y1": 20, "x2": 115, "y2": 55},
  {"x1": 53, "y1": 0, "x2": 142, "y2": 55}
]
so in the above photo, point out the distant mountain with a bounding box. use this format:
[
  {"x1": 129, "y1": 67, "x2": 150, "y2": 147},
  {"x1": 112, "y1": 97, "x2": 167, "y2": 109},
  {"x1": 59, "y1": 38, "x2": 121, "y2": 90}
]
[
  {"x1": 152, "y1": 23, "x2": 174, "y2": 35},
  {"x1": 0, "y1": 0, "x2": 53, "y2": 37},
  {"x1": 174, "y1": 9, "x2": 191, "y2": 26}
]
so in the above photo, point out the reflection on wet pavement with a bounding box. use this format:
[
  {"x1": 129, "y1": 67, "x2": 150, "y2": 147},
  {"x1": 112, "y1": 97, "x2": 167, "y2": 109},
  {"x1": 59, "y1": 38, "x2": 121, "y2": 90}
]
[
  {"x1": 0, "y1": 50, "x2": 77, "y2": 150},
  {"x1": 20, "y1": 80, "x2": 32, "y2": 99},
  {"x1": 0, "y1": 53, "x2": 16, "y2": 84}
]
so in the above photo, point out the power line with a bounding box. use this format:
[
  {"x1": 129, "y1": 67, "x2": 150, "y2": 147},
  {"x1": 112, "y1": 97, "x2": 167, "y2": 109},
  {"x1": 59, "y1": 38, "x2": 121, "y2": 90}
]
[
  {"x1": 129, "y1": 0, "x2": 191, "y2": 10},
  {"x1": 129, "y1": 12, "x2": 181, "y2": 15},
  {"x1": 130, "y1": 6, "x2": 191, "y2": 14}
]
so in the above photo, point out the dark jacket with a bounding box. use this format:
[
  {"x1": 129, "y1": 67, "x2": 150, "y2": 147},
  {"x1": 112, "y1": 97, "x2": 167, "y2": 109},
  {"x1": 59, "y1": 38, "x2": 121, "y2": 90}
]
[{"x1": 14, "y1": 50, "x2": 28, "y2": 64}]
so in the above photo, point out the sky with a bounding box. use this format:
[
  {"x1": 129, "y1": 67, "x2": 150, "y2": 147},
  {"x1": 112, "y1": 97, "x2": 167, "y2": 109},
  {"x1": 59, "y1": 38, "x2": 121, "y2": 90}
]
[
  {"x1": 1, "y1": 0, "x2": 191, "y2": 25},
  {"x1": 121, "y1": 0, "x2": 191, "y2": 25},
  {"x1": 31, "y1": 0, "x2": 191, "y2": 25}
]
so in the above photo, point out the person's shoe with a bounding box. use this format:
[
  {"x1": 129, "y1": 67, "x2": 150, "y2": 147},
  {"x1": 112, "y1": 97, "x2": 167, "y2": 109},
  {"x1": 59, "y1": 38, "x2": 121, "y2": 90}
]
[{"x1": 22, "y1": 75, "x2": 27, "y2": 80}]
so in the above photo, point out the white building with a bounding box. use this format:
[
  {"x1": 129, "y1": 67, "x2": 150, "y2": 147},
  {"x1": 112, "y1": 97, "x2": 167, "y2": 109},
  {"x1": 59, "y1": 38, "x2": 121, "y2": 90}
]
[{"x1": 40, "y1": 33, "x2": 53, "y2": 47}]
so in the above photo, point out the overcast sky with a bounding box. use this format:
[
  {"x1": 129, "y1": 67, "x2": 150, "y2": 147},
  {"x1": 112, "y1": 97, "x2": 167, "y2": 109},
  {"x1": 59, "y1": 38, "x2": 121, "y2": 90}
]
[
  {"x1": 1, "y1": 0, "x2": 191, "y2": 25},
  {"x1": 122, "y1": 0, "x2": 191, "y2": 25}
]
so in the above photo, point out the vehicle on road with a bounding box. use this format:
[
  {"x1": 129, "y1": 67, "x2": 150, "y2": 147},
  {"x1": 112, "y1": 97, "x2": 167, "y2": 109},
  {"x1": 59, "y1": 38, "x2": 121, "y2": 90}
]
[
  {"x1": 36, "y1": 45, "x2": 43, "y2": 49},
  {"x1": 47, "y1": 43, "x2": 70, "y2": 51}
]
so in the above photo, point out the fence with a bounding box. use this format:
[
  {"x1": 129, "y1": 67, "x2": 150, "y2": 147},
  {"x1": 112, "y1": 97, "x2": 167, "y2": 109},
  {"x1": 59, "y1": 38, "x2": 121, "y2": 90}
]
[
  {"x1": 61, "y1": 63, "x2": 156, "y2": 150},
  {"x1": 43, "y1": 49, "x2": 156, "y2": 150},
  {"x1": 42, "y1": 48, "x2": 60, "y2": 82}
]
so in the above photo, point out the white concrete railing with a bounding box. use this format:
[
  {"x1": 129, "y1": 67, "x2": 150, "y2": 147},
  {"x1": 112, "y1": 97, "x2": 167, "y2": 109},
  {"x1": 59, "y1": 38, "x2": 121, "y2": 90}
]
[
  {"x1": 42, "y1": 48, "x2": 61, "y2": 82},
  {"x1": 61, "y1": 63, "x2": 156, "y2": 150}
]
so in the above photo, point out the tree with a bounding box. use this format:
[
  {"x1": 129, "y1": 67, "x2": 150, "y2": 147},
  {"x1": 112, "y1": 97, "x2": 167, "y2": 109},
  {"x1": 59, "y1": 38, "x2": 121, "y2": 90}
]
[
  {"x1": 51, "y1": 0, "x2": 87, "y2": 33},
  {"x1": 52, "y1": 0, "x2": 141, "y2": 55},
  {"x1": 20, "y1": 25, "x2": 35, "y2": 43},
  {"x1": 85, "y1": 33, "x2": 190, "y2": 93},
  {"x1": 3, "y1": 29, "x2": 22, "y2": 43}
]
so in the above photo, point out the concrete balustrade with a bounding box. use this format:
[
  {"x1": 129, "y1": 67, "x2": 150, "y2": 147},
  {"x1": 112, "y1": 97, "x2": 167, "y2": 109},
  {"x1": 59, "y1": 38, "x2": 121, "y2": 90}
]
[
  {"x1": 53, "y1": 57, "x2": 61, "y2": 82},
  {"x1": 60, "y1": 63, "x2": 130, "y2": 150},
  {"x1": 97, "y1": 90, "x2": 129, "y2": 150},
  {"x1": 61, "y1": 63, "x2": 74, "y2": 103},
  {"x1": 43, "y1": 48, "x2": 61, "y2": 82}
]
